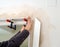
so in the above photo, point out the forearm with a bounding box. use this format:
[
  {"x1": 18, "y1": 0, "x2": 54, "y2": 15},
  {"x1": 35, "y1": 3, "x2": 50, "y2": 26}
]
[
  {"x1": 10, "y1": 31, "x2": 21, "y2": 40},
  {"x1": 8, "y1": 29, "x2": 29, "y2": 46},
  {"x1": 0, "y1": 30, "x2": 29, "y2": 47}
]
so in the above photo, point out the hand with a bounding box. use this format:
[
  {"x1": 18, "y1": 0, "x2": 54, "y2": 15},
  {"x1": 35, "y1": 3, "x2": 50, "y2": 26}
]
[{"x1": 21, "y1": 16, "x2": 32, "y2": 32}]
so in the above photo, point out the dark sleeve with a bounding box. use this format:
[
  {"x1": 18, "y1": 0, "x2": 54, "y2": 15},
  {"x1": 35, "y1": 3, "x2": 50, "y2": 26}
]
[
  {"x1": 0, "y1": 29, "x2": 29, "y2": 47},
  {"x1": 10, "y1": 31, "x2": 21, "y2": 40}
]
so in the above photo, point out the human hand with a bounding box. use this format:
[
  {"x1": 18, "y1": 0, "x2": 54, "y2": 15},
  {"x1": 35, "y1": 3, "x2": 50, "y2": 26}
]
[{"x1": 21, "y1": 16, "x2": 32, "y2": 32}]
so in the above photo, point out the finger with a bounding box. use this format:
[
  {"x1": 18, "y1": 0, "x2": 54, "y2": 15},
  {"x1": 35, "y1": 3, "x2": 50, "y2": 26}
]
[
  {"x1": 27, "y1": 16, "x2": 31, "y2": 23},
  {"x1": 21, "y1": 26, "x2": 25, "y2": 32},
  {"x1": 27, "y1": 16, "x2": 31, "y2": 20}
]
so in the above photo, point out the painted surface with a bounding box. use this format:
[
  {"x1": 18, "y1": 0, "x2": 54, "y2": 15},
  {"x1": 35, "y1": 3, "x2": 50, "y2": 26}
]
[
  {"x1": 0, "y1": 0, "x2": 60, "y2": 47},
  {"x1": 32, "y1": 18, "x2": 41, "y2": 47}
]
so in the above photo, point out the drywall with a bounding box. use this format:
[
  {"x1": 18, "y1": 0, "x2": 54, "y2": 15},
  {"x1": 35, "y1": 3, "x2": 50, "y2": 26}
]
[{"x1": 0, "y1": 0, "x2": 60, "y2": 47}]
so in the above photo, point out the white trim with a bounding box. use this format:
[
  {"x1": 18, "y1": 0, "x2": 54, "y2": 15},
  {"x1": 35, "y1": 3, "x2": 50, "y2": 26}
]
[
  {"x1": 33, "y1": 18, "x2": 41, "y2": 47},
  {"x1": 28, "y1": 18, "x2": 41, "y2": 47}
]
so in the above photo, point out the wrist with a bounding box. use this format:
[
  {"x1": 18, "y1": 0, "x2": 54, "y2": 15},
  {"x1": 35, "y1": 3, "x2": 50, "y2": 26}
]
[{"x1": 25, "y1": 27, "x2": 30, "y2": 31}]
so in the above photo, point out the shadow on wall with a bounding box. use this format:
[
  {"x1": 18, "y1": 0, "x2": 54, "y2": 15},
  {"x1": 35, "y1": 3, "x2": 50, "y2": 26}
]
[{"x1": 0, "y1": 5, "x2": 55, "y2": 47}]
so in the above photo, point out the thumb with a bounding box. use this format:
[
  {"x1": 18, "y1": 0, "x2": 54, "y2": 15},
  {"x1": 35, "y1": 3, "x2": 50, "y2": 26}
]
[{"x1": 21, "y1": 26, "x2": 25, "y2": 32}]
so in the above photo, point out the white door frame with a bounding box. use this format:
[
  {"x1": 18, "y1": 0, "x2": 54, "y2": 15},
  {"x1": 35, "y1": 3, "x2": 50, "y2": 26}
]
[{"x1": 28, "y1": 18, "x2": 41, "y2": 47}]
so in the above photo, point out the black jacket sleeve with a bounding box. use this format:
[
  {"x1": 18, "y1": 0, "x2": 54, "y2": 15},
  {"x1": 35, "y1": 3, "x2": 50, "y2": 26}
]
[{"x1": 0, "y1": 29, "x2": 29, "y2": 47}]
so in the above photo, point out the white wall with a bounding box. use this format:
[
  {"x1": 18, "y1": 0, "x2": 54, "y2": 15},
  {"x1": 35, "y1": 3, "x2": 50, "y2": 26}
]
[{"x1": 0, "y1": 0, "x2": 60, "y2": 47}]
